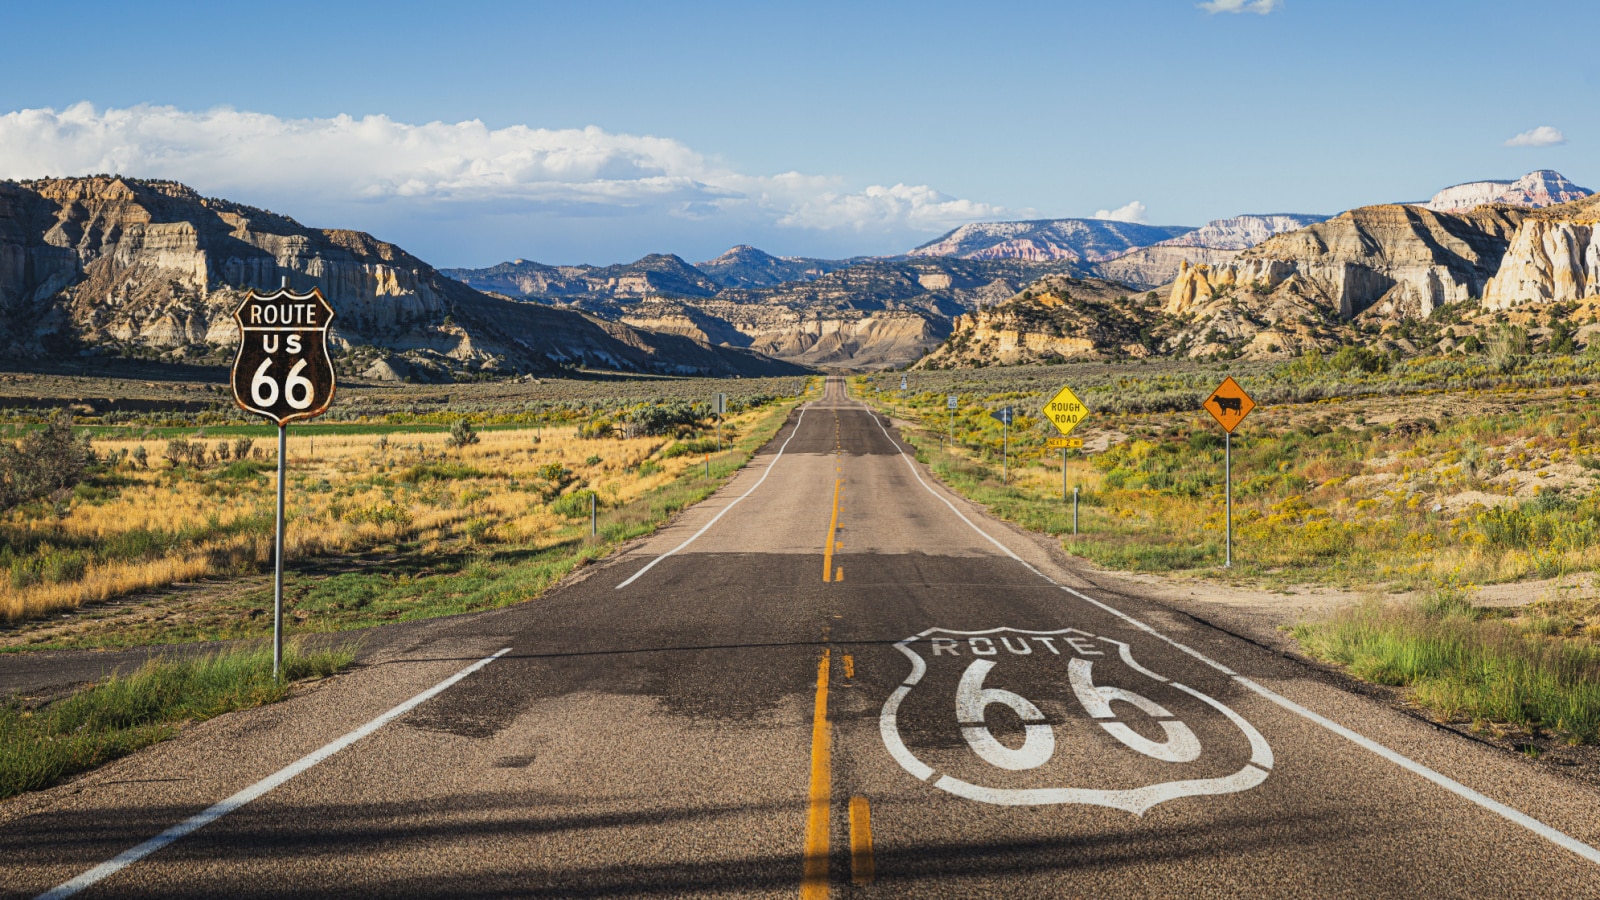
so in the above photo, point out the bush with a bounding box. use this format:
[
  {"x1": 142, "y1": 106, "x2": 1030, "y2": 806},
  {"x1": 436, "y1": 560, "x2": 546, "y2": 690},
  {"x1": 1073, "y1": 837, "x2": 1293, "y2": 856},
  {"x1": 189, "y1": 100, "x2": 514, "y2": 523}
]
[
  {"x1": 550, "y1": 489, "x2": 598, "y2": 519},
  {"x1": 660, "y1": 439, "x2": 719, "y2": 459},
  {"x1": 446, "y1": 418, "x2": 480, "y2": 451},
  {"x1": 0, "y1": 412, "x2": 95, "y2": 511},
  {"x1": 628, "y1": 401, "x2": 707, "y2": 436}
]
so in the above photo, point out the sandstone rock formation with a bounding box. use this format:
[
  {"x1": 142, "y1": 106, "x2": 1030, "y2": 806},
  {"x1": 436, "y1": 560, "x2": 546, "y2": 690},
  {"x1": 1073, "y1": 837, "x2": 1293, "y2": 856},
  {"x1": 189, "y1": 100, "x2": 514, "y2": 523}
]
[
  {"x1": 1482, "y1": 195, "x2": 1600, "y2": 310},
  {"x1": 1424, "y1": 170, "x2": 1591, "y2": 213},
  {"x1": 916, "y1": 276, "x2": 1159, "y2": 368},
  {"x1": 1087, "y1": 214, "x2": 1325, "y2": 290},
  {"x1": 1165, "y1": 204, "x2": 1525, "y2": 321},
  {"x1": 0, "y1": 177, "x2": 803, "y2": 378}
]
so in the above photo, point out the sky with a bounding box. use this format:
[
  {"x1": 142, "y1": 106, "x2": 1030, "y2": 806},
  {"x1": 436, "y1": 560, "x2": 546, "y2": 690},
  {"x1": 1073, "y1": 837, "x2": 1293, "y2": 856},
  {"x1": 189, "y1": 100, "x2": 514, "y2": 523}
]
[{"x1": 0, "y1": 0, "x2": 1593, "y2": 267}]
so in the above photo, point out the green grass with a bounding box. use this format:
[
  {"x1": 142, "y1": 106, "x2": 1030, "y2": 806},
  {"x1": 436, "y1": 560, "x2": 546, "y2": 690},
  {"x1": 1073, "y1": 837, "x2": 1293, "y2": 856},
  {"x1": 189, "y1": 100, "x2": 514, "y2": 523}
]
[
  {"x1": 1292, "y1": 591, "x2": 1600, "y2": 745},
  {"x1": 0, "y1": 641, "x2": 354, "y2": 800}
]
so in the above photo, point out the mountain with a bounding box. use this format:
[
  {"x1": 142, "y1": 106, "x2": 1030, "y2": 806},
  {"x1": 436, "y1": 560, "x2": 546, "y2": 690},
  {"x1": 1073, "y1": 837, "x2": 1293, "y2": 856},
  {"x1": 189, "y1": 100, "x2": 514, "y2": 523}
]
[
  {"x1": 446, "y1": 245, "x2": 1081, "y2": 370},
  {"x1": 619, "y1": 257, "x2": 1079, "y2": 369},
  {"x1": 907, "y1": 219, "x2": 1194, "y2": 263},
  {"x1": 0, "y1": 177, "x2": 806, "y2": 380},
  {"x1": 1423, "y1": 170, "x2": 1592, "y2": 213},
  {"x1": 1092, "y1": 214, "x2": 1327, "y2": 290},
  {"x1": 441, "y1": 253, "x2": 721, "y2": 302},
  {"x1": 694, "y1": 245, "x2": 859, "y2": 289}
]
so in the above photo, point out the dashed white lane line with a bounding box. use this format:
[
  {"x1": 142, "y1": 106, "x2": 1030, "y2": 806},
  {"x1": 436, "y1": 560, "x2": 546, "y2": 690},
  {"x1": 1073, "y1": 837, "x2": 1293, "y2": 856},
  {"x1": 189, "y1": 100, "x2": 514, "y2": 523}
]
[
  {"x1": 615, "y1": 402, "x2": 813, "y2": 589},
  {"x1": 861, "y1": 402, "x2": 1600, "y2": 869},
  {"x1": 37, "y1": 647, "x2": 514, "y2": 900}
]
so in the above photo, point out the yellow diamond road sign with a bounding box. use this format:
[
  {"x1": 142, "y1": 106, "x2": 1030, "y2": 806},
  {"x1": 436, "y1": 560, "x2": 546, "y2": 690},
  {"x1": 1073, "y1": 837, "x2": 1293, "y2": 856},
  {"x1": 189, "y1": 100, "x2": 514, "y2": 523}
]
[{"x1": 1043, "y1": 385, "x2": 1090, "y2": 436}]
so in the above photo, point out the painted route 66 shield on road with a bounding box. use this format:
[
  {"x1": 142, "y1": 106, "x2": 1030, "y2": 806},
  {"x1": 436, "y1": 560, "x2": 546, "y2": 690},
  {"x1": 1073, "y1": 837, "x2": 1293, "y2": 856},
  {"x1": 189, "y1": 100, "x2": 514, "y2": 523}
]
[
  {"x1": 880, "y1": 627, "x2": 1273, "y2": 814},
  {"x1": 231, "y1": 287, "x2": 337, "y2": 426}
]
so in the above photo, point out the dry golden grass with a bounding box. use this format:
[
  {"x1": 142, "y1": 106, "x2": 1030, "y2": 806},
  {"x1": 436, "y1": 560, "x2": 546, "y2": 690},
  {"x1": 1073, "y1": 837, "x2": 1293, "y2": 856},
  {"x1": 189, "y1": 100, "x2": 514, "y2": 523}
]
[{"x1": 1, "y1": 413, "x2": 764, "y2": 624}]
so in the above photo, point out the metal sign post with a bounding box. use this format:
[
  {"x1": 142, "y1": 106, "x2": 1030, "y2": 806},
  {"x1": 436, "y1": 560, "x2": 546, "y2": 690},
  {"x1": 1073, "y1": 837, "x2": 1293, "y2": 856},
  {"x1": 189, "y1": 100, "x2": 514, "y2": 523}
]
[
  {"x1": 1043, "y1": 384, "x2": 1091, "y2": 529},
  {"x1": 1202, "y1": 376, "x2": 1256, "y2": 570},
  {"x1": 989, "y1": 407, "x2": 1013, "y2": 482},
  {"x1": 231, "y1": 284, "x2": 337, "y2": 679},
  {"x1": 946, "y1": 394, "x2": 957, "y2": 446}
]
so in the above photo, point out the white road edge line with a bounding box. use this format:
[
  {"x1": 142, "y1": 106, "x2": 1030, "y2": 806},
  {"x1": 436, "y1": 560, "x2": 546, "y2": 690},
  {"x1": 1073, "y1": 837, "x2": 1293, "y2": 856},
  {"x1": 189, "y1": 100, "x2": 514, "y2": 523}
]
[
  {"x1": 615, "y1": 401, "x2": 813, "y2": 589},
  {"x1": 37, "y1": 647, "x2": 515, "y2": 900},
  {"x1": 861, "y1": 400, "x2": 1600, "y2": 868}
]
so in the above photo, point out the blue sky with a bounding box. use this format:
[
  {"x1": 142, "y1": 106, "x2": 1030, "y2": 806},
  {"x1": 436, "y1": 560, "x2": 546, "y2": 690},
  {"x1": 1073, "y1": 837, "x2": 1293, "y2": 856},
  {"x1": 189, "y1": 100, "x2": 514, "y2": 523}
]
[{"x1": 0, "y1": 0, "x2": 1593, "y2": 266}]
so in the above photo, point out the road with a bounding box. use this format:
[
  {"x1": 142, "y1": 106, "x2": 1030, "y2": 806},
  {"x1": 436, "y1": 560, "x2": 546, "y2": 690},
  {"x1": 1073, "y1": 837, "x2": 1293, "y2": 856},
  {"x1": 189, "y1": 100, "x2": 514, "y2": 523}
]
[{"x1": 5, "y1": 375, "x2": 1600, "y2": 898}]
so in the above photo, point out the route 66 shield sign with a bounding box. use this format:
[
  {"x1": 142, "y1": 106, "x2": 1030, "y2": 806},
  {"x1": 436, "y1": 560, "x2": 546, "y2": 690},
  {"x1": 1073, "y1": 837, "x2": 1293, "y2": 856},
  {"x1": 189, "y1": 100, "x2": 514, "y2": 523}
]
[
  {"x1": 879, "y1": 627, "x2": 1272, "y2": 814},
  {"x1": 231, "y1": 287, "x2": 337, "y2": 426}
]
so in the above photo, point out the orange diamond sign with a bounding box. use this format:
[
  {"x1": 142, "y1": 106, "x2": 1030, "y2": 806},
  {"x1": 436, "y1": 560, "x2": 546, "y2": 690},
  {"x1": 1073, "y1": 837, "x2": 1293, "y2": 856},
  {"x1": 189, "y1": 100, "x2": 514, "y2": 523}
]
[{"x1": 1204, "y1": 376, "x2": 1255, "y2": 433}]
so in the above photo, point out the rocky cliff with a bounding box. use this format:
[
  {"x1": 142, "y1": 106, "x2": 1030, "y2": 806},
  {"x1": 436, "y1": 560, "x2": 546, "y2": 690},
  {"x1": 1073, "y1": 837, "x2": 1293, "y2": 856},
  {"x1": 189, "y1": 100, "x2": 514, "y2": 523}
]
[
  {"x1": 1424, "y1": 170, "x2": 1591, "y2": 213},
  {"x1": 1165, "y1": 204, "x2": 1526, "y2": 321},
  {"x1": 0, "y1": 177, "x2": 804, "y2": 379},
  {"x1": 1482, "y1": 195, "x2": 1600, "y2": 310},
  {"x1": 1090, "y1": 214, "x2": 1326, "y2": 290}
]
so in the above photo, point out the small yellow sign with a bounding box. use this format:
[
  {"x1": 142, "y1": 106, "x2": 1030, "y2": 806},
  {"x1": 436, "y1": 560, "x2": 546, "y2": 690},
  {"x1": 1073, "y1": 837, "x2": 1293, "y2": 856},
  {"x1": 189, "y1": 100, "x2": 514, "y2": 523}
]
[
  {"x1": 1204, "y1": 376, "x2": 1256, "y2": 433},
  {"x1": 1046, "y1": 437, "x2": 1084, "y2": 449},
  {"x1": 1043, "y1": 385, "x2": 1090, "y2": 436}
]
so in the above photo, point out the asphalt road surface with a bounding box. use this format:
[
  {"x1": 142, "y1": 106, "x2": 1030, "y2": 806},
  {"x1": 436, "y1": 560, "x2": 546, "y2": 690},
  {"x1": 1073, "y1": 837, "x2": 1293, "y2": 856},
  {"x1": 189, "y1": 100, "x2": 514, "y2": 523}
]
[{"x1": 5, "y1": 376, "x2": 1600, "y2": 898}]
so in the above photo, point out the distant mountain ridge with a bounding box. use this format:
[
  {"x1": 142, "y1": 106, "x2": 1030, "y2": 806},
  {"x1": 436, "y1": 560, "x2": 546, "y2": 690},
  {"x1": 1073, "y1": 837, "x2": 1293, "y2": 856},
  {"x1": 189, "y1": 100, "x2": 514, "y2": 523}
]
[
  {"x1": 906, "y1": 219, "x2": 1193, "y2": 263},
  {"x1": 1423, "y1": 170, "x2": 1592, "y2": 213}
]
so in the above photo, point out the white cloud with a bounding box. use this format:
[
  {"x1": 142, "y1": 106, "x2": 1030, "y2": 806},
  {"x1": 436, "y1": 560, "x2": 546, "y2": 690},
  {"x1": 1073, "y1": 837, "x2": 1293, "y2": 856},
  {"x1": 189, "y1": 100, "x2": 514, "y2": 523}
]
[
  {"x1": 0, "y1": 103, "x2": 1015, "y2": 248},
  {"x1": 1093, "y1": 201, "x2": 1148, "y2": 223},
  {"x1": 1504, "y1": 125, "x2": 1567, "y2": 148},
  {"x1": 1198, "y1": 0, "x2": 1281, "y2": 14}
]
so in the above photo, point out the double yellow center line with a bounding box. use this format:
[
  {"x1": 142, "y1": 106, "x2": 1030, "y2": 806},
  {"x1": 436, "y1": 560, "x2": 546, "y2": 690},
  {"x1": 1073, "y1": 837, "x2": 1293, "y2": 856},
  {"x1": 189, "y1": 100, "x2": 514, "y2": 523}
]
[{"x1": 822, "y1": 478, "x2": 843, "y2": 582}]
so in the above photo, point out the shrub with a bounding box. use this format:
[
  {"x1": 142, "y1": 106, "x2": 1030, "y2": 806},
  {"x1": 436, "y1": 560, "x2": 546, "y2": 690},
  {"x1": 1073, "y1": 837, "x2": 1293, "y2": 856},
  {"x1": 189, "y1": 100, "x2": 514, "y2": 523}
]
[
  {"x1": 550, "y1": 489, "x2": 598, "y2": 519},
  {"x1": 0, "y1": 412, "x2": 95, "y2": 511},
  {"x1": 446, "y1": 418, "x2": 480, "y2": 451}
]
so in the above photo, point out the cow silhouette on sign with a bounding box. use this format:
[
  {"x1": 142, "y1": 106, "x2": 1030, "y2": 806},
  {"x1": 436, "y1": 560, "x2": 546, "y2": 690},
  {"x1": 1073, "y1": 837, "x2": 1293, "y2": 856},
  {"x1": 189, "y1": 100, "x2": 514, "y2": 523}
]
[{"x1": 1210, "y1": 393, "x2": 1243, "y2": 416}]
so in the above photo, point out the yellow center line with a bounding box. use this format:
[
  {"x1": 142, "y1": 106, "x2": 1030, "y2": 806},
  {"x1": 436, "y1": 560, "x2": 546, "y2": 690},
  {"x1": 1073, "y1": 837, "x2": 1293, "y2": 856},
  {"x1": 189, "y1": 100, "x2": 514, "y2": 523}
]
[
  {"x1": 849, "y1": 796, "x2": 875, "y2": 886},
  {"x1": 801, "y1": 649, "x2": 832, "y2": 899},
  {"x1": 822, "y1": 477, "x2": 842, "y2": 582}
]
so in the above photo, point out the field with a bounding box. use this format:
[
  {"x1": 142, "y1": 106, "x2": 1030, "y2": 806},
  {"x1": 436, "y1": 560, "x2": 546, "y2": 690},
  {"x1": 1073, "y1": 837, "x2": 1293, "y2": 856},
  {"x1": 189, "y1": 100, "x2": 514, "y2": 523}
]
[
  {"x1": 859, "y1": 353, "x2": 1600, "y2": 747},
  {"x1": 0, "y1": 369, "x2": 814, "y2": 650}
]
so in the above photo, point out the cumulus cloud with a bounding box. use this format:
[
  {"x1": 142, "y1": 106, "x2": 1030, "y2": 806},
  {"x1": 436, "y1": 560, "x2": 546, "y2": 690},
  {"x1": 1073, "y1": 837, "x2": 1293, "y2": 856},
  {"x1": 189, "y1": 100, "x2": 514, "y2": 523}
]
[
  {"x1": 0, "y1": 103, "x2": 1022, "y2": 259},
  {"x1": 1504, "y1": 125, "x2": 1567, "y2": 148},
  {"x1": 1198, "y1": 0, "x2": 1281, "y2": 14},
  {"x1": 1093, "y1": 201, "x2": 1148, "y2": 224}
]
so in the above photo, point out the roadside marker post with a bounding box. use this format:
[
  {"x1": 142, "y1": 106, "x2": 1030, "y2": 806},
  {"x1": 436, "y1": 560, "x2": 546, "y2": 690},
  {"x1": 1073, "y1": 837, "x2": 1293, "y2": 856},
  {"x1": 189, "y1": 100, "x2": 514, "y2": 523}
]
[
  {"x1": 590, "y1": 491, "x2": 597, "y2": 537},
  {"x1": 989, "y1": 407, "x2": 1014, "y2": 482},
  {"x1": 715, "y1": 392, "x2": 727, "y2": 451},
  {"x1": 229, "y1": 281, "x2": 337, "y2": 680},
  {"x1": 946, "y1": 394, "x2": 957, "y2": 446},
  {"x1": 1203, "y1": 376, "x2": 1256, "y2": 569}
]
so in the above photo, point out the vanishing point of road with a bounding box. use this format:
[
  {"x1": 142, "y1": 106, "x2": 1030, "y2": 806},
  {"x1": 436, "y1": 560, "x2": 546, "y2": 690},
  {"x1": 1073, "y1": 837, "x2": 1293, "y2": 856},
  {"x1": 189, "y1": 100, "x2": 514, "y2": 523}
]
[{"x1": 5, "y1": 376, "x2": 1600, "y2": 898}]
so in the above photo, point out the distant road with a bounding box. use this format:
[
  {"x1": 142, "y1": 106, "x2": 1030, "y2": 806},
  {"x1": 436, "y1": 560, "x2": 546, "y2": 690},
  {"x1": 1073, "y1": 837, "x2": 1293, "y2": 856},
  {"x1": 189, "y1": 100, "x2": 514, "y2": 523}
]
[{"x1": 5, "y1": 376, "x2": 1600, "y2": 898}]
